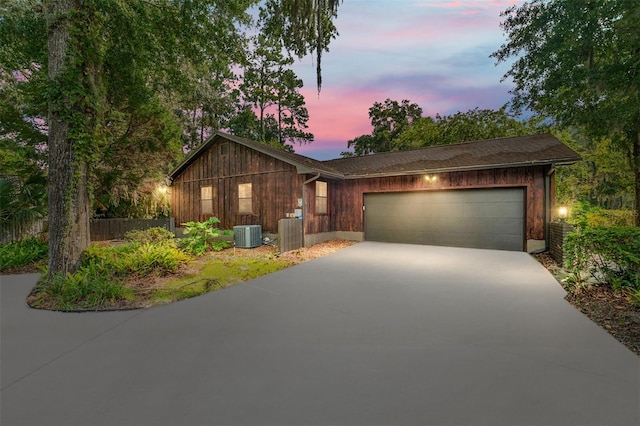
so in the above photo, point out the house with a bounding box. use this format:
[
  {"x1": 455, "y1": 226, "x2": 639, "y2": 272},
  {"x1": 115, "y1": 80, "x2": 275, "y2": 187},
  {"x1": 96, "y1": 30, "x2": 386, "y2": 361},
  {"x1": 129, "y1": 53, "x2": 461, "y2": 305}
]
[{"x1": 169, "y1": 131, "x2": 580, "y2": 252}]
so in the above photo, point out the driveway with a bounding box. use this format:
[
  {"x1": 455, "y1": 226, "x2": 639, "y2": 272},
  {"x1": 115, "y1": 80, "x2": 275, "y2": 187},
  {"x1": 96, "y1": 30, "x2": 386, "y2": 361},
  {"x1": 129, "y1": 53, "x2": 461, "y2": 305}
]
[{"x1": 1, "y1": 242, "x2": 638, "y2": 425}]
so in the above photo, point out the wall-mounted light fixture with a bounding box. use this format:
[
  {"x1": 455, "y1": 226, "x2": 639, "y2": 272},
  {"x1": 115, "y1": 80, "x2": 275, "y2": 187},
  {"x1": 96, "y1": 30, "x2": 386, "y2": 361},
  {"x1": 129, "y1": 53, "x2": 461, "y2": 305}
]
[{"x1": 424, "y1": 174, "x2": 438, "y2": 182}]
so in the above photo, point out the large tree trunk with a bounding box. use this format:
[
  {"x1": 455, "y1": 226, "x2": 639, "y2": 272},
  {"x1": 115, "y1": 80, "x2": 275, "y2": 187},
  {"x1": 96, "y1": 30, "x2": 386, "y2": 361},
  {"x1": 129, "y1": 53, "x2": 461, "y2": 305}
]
[{"x1": 45, "y1": 0, "x2": 91, "y2": 278}]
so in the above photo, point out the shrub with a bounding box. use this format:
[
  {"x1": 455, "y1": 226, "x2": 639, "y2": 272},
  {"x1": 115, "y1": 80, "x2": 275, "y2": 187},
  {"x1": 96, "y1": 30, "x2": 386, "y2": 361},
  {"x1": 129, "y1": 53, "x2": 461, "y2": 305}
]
[
  {"x1": 31, "y1": 266, "x2": 133, "y2": 311},
  {"x1": 586, "y1": 210, "x2": 636, "y2": 227},
  {"x1": 0, "y1": 238, "x2": 48, "y2": 271},
  {"x1": 125, "y1": 227, "x2": 176, "y2": 246},
  {"x1": 32, "y1": 239, "x2": 190, "y2": 310},
  {"x1": 82, "y1": 241, "x2": 189, "y2": 276},
  {"x1": 181, "y1": 217, "x2": 233, "y2": 255},
  {"x1": 564, "y1": 226, "x2": 640, "y2": 289},
  {"x1": 567, "y1": 201, "x2": 636, "y2": 229}
]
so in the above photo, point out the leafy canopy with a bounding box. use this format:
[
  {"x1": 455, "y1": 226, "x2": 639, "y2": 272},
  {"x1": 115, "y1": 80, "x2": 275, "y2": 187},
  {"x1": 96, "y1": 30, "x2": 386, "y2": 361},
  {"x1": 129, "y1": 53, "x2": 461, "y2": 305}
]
[{"x1": 491, "y1": 0, "x2": 640, "y2": 225}]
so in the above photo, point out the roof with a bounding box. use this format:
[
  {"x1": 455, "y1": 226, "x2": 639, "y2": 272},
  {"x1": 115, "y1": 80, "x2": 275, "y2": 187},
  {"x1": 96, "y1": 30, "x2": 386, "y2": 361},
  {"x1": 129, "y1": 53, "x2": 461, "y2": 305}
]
[
  {"x1": 169, "y1": 132, "x2": 580, "y2": 182},
  {"x1": 323, "y1": 133, "x2": 581, "y2": 178},
  {"x1": 169, "y1": 131, "x2": 343, "y2": 181}
]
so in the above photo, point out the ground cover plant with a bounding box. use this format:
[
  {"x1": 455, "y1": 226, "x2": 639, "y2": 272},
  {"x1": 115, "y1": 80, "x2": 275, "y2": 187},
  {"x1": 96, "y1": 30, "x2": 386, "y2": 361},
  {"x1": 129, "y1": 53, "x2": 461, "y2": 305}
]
[
  {"x1": 28, "y1": 234, "x2": 191, "y2": 311},
  {"x1": 24, "y1": 219, "x2": 354, "y2": 312},
  {"x1": 0, "y1": 238, "x2": 48, "y2": 273}
]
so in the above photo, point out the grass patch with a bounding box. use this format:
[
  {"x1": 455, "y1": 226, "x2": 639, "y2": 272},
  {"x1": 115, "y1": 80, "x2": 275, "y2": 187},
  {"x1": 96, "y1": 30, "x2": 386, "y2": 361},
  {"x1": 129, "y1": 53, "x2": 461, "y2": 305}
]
[{"x1": 151, "y1": 256, "x2": 293, "y2": 304}]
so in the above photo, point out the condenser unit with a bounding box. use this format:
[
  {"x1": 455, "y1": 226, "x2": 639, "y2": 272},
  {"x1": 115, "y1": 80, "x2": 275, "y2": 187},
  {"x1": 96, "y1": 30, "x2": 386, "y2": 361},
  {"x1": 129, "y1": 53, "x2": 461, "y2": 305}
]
[{"x1": 233, "y1": 225, "x2": 262, "y2": 248}]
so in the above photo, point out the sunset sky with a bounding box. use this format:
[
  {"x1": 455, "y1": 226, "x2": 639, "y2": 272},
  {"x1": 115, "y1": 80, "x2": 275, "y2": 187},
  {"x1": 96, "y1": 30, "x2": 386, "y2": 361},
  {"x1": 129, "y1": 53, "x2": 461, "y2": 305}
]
[{"x1": 289, "y1": 0, "x2": 521, "y2": 160}]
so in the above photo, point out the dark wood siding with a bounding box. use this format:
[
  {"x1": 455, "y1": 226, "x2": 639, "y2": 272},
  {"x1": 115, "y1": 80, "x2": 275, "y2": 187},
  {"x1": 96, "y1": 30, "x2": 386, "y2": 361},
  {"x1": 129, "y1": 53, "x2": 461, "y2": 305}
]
[
  {"x1": 171, "y1": 138, "x2": 304, "y2": 233},
  {"x1": 303, "y1": 166, "x2": 550, "y2": 241}
]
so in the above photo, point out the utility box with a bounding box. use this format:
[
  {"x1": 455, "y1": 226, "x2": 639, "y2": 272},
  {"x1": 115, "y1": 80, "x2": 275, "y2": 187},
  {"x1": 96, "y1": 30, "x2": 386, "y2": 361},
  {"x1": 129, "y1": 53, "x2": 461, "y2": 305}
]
[{"x1": 233, "y1": 225, "x2": 262, "y2": 248}]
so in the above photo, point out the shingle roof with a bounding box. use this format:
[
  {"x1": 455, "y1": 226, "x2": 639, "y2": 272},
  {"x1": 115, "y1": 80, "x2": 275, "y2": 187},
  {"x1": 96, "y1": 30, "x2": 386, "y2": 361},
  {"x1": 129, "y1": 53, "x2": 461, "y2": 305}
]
[
  {"x1": 322, "y1": 133, "x2": 580, "y2": 178},
  {"x1": 169, "y1": 132, "x2": 580, "y2": 182}
]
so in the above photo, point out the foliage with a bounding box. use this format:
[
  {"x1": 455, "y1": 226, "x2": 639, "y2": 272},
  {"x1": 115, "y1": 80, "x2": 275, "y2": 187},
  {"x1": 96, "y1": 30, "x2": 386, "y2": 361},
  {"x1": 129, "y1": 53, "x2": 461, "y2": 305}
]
[
  {"x1": 554, "y1": 129, "x2": 634, "y2": 210},
  {"x1": 181, "y1": 217, "x2": 233, "y2": 255},
  {"x1": 30, "y1": 266, "x2": 133, "y2": 311},
  {"x1": 125, "y1": 227, "x2": 176, "y2": 246},
  {"x1": 343, "y1": 103, "x2": 544, "y2": 156},
  {"x1": 565, "y1": 201, "x2": 636, "y2": 230},
  {"x1": 345, "y1": 99, "x2": 423, "y2": 155},
  {"x1": 239, "y1": 31, "x2": 313, "y2": 148},
  {"x1": 81, "y1": 242, "x2": 189, "y2": 277},
  {"x1": 259, "y1": 0, "x2": 340, "y2": 93},
  {"x1": 492, "y1": 0, "x2": 640, "y2": 225},
  {"x1": 564, "y1": 227, "x2": 640, "y2": 289},
  {"x1": 586, "y1": 210, "x2": 637, "y2": 228},
  {"x1": 0, "y1": 238, "x2": 48, "y2": 272},
  {"x1": 1, "y1": 0, "x2": 341, "y2": 277},
  {"x1": 31, "y1": 236, "x2": 191, "y2": 310},
  {"x1": 0, "y1": 174, "x2": 47, "y2": 230},
  {"x1": 396, "y1": 107, "x2": 546, "y2": 150}
]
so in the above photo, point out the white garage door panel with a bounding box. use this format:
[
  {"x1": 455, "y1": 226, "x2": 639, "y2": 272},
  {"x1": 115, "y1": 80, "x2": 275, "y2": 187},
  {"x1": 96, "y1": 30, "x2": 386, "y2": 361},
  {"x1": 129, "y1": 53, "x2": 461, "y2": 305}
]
[{"x1": 364, "y1": 188, "x2": 525, "y2": 251}]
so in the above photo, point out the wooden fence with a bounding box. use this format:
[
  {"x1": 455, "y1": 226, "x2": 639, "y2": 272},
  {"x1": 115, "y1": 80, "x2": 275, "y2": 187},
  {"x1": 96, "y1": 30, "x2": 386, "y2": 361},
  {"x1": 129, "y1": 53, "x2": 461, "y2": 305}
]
[
  {"x1": 0, "y1": 219, "x2": 46, "y2": 245},
  {"x1": 90, "y1": 218, "x2": 175, "y2": 241}
]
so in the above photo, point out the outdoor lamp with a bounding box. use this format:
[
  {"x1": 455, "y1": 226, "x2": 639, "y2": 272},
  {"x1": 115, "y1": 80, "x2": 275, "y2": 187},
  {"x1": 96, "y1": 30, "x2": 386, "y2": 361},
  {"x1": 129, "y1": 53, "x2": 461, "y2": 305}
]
[{"x1": 558, "y1": 206, "x2": 568, "y2": 222}]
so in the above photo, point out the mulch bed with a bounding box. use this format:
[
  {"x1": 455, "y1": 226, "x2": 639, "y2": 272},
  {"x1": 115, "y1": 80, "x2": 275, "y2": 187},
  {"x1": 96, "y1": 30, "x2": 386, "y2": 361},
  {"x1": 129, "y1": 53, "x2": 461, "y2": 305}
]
[{"x1": 533, "y1": 253, "x2": 640, "y2": 356}]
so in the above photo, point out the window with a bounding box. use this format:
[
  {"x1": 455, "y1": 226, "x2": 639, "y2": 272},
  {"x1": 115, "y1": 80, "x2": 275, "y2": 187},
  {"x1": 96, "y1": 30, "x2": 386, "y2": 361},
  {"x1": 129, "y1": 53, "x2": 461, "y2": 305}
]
[
  {"x1": 315, "y1": 181, "x2": 328, "y2": 214},
  {"x1": 238, "y1": 183, "x2": 252, "y2": 213},
  {"x1": 200, "y1": 186, "x2": 213, "y2": 214},
  {"x1": 219, "y1": 143, "x2": 228, "y2": 156}
]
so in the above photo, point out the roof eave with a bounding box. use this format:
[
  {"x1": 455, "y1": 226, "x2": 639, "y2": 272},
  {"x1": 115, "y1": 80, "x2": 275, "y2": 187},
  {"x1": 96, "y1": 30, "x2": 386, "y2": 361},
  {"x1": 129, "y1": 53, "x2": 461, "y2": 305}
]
[{"x1": 341, "y1": 157, "x2": 582, "y2": 179}]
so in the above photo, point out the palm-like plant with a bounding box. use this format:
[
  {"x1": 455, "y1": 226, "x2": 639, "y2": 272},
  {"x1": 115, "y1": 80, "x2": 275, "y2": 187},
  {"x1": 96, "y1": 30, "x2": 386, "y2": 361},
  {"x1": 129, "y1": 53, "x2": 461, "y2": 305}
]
[{"x1": 0, "y1": 174, "x2": 47, "y2": 242}]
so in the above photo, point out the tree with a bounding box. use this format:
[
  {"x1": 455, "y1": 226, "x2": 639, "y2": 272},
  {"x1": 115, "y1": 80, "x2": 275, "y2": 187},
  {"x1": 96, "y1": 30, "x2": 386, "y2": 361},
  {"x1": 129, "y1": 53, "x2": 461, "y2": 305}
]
[
  {"x1": 346, "y1": 99, "x2": 422, "y2": 155},
  {"x1": 555, "y1": 129, "x2": 635, "y2": 210},
  {"x1": 395, "y1": 107, "x2": 544, "y2": 150},
  {"x1": 240, "y1": 33, "x2": 313, "y2": 148},
  {"x1": 491, "y1": 0, "x2": 640, "y2": 225},
  {"x1": 260, "y1": 0, "x2": 340, "y2": 93},
  {"x1": 1, "y1": 0, "x2": 257, "y2": 277}
]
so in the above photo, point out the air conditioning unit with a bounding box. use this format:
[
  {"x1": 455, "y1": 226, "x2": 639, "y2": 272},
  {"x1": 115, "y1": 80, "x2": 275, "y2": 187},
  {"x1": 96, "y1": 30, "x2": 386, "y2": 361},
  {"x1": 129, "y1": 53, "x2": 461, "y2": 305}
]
[{"x1": 233, "y1": 225, "x2": 262, "y2": 248}]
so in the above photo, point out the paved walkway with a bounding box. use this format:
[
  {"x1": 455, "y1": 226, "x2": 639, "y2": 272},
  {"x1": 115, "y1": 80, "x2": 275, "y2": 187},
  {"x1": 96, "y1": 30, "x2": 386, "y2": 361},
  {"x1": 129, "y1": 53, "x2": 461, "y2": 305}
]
[{"x1": 1, "y1": 242, "x2": 639, "y2": 425}]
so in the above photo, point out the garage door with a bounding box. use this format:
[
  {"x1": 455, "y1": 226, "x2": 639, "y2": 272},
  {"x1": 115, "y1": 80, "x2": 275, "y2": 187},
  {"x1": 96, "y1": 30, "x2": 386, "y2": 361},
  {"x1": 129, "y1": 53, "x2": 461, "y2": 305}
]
[{"x1": 364, "y1": 188, "x2": 525, "y2": 251}]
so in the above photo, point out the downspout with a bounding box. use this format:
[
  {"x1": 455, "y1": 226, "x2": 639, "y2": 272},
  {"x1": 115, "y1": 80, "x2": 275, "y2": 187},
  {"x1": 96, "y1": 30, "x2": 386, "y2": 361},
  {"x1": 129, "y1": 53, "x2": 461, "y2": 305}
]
[
  {"x1": 545, "y1": 165, "x2": 556, "y2": 251},
  {"x1": 301, "y1": 173, "x2": 321, "y2": 247}
]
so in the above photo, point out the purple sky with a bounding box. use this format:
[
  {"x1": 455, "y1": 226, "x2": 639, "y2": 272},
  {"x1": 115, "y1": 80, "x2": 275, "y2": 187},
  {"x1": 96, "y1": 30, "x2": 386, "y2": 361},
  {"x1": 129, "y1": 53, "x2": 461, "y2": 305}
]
[{"x1": 289, "y1": 0, "x2": 521, "y2": 160}]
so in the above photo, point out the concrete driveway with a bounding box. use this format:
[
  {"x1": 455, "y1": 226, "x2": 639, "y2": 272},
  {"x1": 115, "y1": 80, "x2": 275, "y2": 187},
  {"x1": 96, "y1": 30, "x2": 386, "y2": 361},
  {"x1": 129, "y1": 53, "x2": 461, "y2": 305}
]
[{"x1": 1, "y1": 242, "x2": 639, "y2": 425}]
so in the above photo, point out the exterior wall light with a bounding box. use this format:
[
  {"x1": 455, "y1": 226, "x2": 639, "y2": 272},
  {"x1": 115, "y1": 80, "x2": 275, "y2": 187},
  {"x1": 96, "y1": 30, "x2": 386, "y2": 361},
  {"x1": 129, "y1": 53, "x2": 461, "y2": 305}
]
[{"x1": 424, "y1": 175, "x2": 438, "y2": 182}]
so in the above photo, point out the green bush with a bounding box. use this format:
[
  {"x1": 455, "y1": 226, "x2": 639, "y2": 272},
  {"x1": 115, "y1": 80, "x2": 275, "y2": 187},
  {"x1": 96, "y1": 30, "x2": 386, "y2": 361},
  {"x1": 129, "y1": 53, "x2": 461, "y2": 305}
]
[
  {"x1": 32, "y1": 266, "x2": 133, "y2": 311},
  {"x1": 125, "y1": 227, "x2": 176, "y2": 246},
  {"x1": 564, "y1": 227, "x2": 640, "y2": 289},
  {"x1": 586, "y1": 210, "x2": 636, "y2": 227},
  {"x1": 32, "y1": 239, "x2": 190, "y2": 310},
  {"x1": 567, "y1": 201, "x2": 636, "y2": 228},
  {"x1": 0, "y1": 238, "x2": 48, "y2": 271},
  {"x1": 181, "y1": 217, "x2": 233, "y2": 255},
  {"x1": 82, "y1": 241, "x2": 189, "y2": 276}
]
